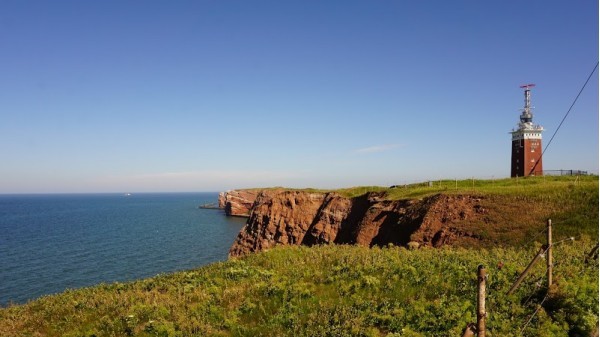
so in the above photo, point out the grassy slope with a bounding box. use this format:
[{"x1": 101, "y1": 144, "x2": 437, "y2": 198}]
[
  {"x1": 1, "y1": 243, "x2": 597, "y2": 337},
  {"x1": 0, "y1": 176, "x2": 597, "y2": 337}
]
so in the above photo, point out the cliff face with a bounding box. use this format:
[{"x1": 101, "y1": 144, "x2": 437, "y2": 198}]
[
  {"x1": 229, "y1": 190, "x2": 487, "y2": 257},
  {"x1": 218, "y1": 189, "x2": 265, "y2": 217}
]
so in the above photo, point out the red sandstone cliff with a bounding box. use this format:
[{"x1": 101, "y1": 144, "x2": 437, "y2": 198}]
[
  {"x1": 218, "y1": 189, "x2": 266, "y2": 217},
  {"x1": 229, "y1": 190, "x2": 487, "y2": 257}
]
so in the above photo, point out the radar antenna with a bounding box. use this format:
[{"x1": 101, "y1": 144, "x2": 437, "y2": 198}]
[{"x1": 519, "y1": 83, "x2": 535, "y2": 123}]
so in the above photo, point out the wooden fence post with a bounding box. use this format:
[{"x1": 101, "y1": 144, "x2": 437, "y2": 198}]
[
  {"x1": 461, "y1": 323, "x2": 476, "y2": 337},
  {"x1": 586, "y1": 243, "x2": 599, "y2": 263},
  {"x1": 477, "y1": 265, "x2": 486, "y2": 337},
  {"x1": 507, "y1": 246, "x2": 546, "y2": 295},
  {"x1": 546, "y1": 219, "x2": 553, "y2": 288}
]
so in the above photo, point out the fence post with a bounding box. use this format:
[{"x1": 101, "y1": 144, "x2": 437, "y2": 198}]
[
  {"x1": 507, "y1": 246, "x2": 546, "y2": 295},
  {"x1": 546, "y1": 219, "x2": 553, "y2": 288},
  {"x1": 586, "y1": 244, "x2": 599, "y2": 263},
  {"x1": 477, "y1": 265, "x2": 486, "y2": 337},
  {"x1": 461, "y1": 323, "x2": 476, "y2": 337}
]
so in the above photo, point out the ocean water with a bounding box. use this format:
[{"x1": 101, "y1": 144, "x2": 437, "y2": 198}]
[{"x1": 0, "y1": 193, "x2": 246, "y2": 306}]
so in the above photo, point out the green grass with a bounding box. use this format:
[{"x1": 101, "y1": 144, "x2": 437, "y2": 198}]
[
  {"x1": 1, "y1": 242, "x2": 597, "y2": 337},
  {"x1": 334, "y1": 175, "x2": 598, "y2": 200}
]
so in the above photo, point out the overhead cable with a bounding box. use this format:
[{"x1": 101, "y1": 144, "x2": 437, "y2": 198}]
[{"x1": 529, "y1": 61, "x2": 599, "y2": 176}]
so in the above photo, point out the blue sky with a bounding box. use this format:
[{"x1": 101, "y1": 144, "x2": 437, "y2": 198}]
[{"x1": 0, "y1": 1, "x2": 597, "y2": 193}]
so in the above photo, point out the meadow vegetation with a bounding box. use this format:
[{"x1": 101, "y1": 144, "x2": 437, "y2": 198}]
[
  {"x1": 0, "y1": 241, "x2": 597, "y2": 336},
  {"x1": 334, "y1": 175, "x2": 597, "y2": 200},
  {"x1": 0, "y1": 175, "x2": 597, "y2": 336}
]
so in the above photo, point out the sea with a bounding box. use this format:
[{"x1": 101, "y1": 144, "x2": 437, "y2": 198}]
[{"x1": 0, "y1": 192, "x2": 246, "y2": 306}]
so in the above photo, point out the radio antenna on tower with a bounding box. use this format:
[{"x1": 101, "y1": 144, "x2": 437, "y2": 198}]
[{"x1": 519, "y1": 83, "x2": 536, "y2": 123}]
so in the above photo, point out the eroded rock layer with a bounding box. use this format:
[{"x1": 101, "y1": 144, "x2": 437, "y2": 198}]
[
  {"x1": 218, "y1": 189, "x2": 264, "y2": 217},
  {"x1": 229, "y1": 190, "x2": 487, "y2": 257}
]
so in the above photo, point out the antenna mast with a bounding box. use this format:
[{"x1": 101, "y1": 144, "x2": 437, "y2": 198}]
[{"x1": 519, "y1": 83, "x2": 536, "y2": 124}]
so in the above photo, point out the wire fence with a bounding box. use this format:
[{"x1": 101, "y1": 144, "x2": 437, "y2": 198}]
[
  {"x1": 543, "y1": 169, "x2": 589, "y2": 176},
  {"x1": 466, "y1": 219, "x2": 598, "y2": 336}
]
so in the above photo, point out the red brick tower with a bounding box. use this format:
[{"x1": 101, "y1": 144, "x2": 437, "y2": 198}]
[{"x1": 511, "y1": 84, "x2": 544, "y2": 177}]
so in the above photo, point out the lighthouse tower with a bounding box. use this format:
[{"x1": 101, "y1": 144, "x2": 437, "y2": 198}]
[{"x1": 511, "y1": 84, "x2": 544, "y2": 177}]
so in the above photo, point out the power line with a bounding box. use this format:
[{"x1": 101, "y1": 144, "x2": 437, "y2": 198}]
[{"x1": 529, "y1": 61, "x2": 599, "y2": 176}]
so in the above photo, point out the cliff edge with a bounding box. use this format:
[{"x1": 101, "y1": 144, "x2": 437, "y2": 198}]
[
  {"x1": 218, "y1": 189, "x2": 266, "y2": 217},
  {"x1": 229, "y1": 190, "x2": 487, "y2": 257}
]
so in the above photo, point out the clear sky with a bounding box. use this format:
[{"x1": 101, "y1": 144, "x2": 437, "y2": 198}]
[{"x1": 0, "y1": 1, "x2": 598, "y2": 193}]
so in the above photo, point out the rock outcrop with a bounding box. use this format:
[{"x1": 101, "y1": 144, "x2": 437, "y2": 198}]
[
  {"x1": 229, "y1": 190, "x2": 487, "y2": 257},
  {"x1": 218, "y1": 189, "x2": 264, "y2": 217}
]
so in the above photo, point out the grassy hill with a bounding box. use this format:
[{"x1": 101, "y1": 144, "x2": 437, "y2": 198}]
[
  {"x1": 0, "y1": 175, "x2": 597, "y2": 337},
  {"x1": 1, "y1": 243, "x2": 597, "y2": 336}
]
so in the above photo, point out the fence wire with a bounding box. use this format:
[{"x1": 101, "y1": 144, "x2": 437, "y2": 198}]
[{"x1": 481, "y1": 222, "x2": 586, "y2": 336}]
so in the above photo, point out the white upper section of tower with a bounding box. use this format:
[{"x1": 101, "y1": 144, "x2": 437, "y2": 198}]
[
  {"x1": 512, "y1": 84, "x2": 543, "y2": 134},
  {"x1": 511, "y1": 130, "x2": 543, "y2": 141}
]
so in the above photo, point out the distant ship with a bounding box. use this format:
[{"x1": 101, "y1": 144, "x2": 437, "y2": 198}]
[{"x1": 124, "y1": 193, "x2": 132, "y2": 197}]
